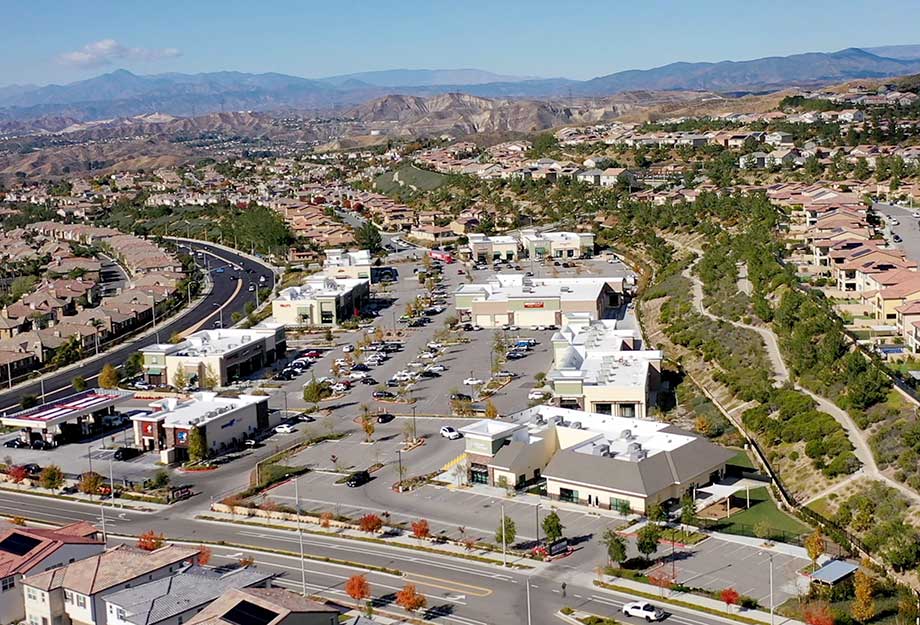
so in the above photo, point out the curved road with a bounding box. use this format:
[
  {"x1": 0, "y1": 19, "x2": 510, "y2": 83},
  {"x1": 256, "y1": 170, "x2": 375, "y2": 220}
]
[{"x1": 0, "y1": 241, "x2": 275, "y2": 413}]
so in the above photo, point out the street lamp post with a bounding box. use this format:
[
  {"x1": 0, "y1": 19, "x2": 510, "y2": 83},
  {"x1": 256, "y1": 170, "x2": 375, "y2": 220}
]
[
  {"x1": 397, "y1": 450, "x2": 403, "y2": 489},
  {"x1": 760, "y1": 551, "x2": 774, "y2": 625},
  {"x1": 294, "y1": 475, "x2": 306, "y2": 596},
  {"x1": 411, "y1": 405, "x2": 417, "y2": 442}
]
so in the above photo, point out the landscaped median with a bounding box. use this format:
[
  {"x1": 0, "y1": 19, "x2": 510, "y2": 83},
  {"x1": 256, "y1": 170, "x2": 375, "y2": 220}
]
[{"x1": 199, "y1": 507, "x2": 536, "y2": 570}]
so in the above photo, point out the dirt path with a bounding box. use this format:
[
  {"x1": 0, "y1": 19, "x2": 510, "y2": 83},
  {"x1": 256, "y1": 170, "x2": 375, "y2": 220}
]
[{"x1": 681, "y1": 253, "x2": 920, "y2": 507}]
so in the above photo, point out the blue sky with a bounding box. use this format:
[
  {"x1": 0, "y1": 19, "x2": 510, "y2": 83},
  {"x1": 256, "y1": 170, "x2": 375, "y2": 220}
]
[{"x1": 2, "y1": 0, "x2": 919, "y2": 86}]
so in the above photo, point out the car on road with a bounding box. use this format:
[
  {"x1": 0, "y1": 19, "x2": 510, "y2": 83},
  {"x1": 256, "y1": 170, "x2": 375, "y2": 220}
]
[
  {"x1": 4, "y1": 438, "x2": 28, "y2": 449},
  {"x1": 894, "y1": 234, "x2": 903, "y2": 243},
  {"x1": 440, "y1": 426, "x2": 462, "y2": 440},
  {"x1": 274, "y1": 424, "x2": 296, "y2": 434},
  {"x1": 463, "y1": 377, "x2": 483, "y2": 386},
  {"x1": 528, "y1": 390, "x2": 548, "y2": 401},
  {"x1": 345, "y1": 470, "x2": 370, "y2": 487},
  {"x1": 622, "y1": 602, "x2": 665, "y2": 622}
]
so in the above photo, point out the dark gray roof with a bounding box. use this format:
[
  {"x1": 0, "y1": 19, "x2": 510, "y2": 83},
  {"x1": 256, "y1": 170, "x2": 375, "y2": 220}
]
[
  {"x1": 542, "y1": 435, "x2": 735, "y2": 497},
  {"x1": 104, "y1": 566, "x2": 272, "y2": 625}
]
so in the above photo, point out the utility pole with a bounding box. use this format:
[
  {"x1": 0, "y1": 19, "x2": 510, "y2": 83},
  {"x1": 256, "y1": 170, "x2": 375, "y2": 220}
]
[
  {"x1": 501, "y1": 503, "x2": 507, "y2": 567},
  {"x1": 109, "y1": 456, "x2": 117, "y2": 509},
  {"x1": 294, "y1": 475, "x2": 307, "y2": 596},
  {"x1": 40, "y1": 377, "x2": 45, "y2": 404}
]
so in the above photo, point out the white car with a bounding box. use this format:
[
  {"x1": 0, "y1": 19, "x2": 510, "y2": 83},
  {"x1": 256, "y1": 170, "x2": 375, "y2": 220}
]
[
  {"x1": 274, "y1": 424, "x2": 296, "y2": 434},
  {"x1": 348, "y1": 371, "x2": 368, "y2": 381},
  {"x1": 427, "y1": 342, "x2": 443, "y2": 350},
  {"x1": 913, "y1": 212, "x2": 920, "y2": 219},
  {"x1": 891, "y1": 218, "x2": 901, "y2": 226},
  {"x1": 419, "y1": 352, "x2": 437, "y2": 360},
  {"x1": 407, "y1": 361, "x2": 426, "y2": 369},
  {"x1": 426, "y1": 364, "x2": 447, "y2": 373},
  {"x1": 463, "y1": 377, "x2": 483, "y2": 386},
  {"x1": 622, "y1": 601, "x2": 665, "y2": 622},
  {"x1": 440, "y1": 426, "x2": 462, "y2": 440},
  {"x1": 331, "y1": 383, "x2": 350, "y2": 393},
  {"x1": 528, "y1": 390, "x2": 548, "y2": 401},
  {"x1": 342, "y1": 345, "x2": 355, "y2": 353}
]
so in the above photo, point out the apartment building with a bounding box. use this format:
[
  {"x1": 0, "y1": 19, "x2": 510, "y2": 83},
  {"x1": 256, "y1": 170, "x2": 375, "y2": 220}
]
[
  {"x1": 0, "y1": 523, "x2": 102, "y2": 625},
  {"x1": 141, "y1": 326, "x2": 286, "y2": 388},
  {"x1": 22, "y1": 545, "x2": 199, "y2": 625}
]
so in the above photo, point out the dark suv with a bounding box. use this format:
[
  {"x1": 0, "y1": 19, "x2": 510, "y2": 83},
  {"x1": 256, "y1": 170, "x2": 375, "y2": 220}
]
[{"x1": 345, "y1": 470, "x2": 370, "y2": 487}]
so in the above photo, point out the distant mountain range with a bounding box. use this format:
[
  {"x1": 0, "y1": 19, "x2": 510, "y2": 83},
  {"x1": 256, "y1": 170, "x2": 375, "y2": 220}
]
[{"x1": 2, "y1": 45, "x2": 920, "y2": 124}]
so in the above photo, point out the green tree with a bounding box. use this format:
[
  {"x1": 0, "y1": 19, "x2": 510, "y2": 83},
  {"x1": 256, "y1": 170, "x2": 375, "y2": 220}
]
[
  {"x1": 200, "y1": 364, "x2": 219, "y2": 390},
  {"x1": 188, "y1": 426, "x2": 208, "y2": 462},
  {"x1": 123, "y1": 353, "x2": 143, "y2": 378},
  {"x1": 20, "y1": 395, "x2": 38, "y2": 409},
  {"x1": 39, "y1": 465, "x2": 64, "y2": 493},
  {"x1": 172, "y1": 367, "x2": 188, "y2": 390},
  {"x1": 636, "y1": 524, "x2": 661, "y2": 560},
  {"x1": 495, "y1": 516, "x2": 517, "y2": 546},
  {"x1": 99, "y1": 363, "x2": 120, "y2": 389},
  {"x1": 542, "y1": 510, "x2": 565, "y2": 543},
  {"x1": 355, "y1": 222, "x2": 383, "y2": 254},
  {"x1": 303, "y1": 376, "x2": 328, "y2": 403},
  {"x1": 646, "y1": 502, "x2": 666, "y2": 524},
  {"x1": 71, "y1": 376, "x2": 87, "y2": 392},
  {"x1": 680, "y1": 496, "x2": 697, "y2": 529},
  {"x1": 602, "y1": 528, "x2": 627, "y2": 566}
]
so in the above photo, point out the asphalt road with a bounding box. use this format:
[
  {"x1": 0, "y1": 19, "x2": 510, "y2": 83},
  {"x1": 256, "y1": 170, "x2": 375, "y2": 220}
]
[
  {"x1": 0, "y1": 490, "x2": 756, "y2": 625},
  {"x1": 0, "y1": 241, "x2": 275, "y2": 413}
]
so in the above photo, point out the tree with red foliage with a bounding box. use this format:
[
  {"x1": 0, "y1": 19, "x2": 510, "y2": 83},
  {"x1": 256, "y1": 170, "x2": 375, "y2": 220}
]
[
  {"x1": 7, "y1": 465, "x2": 28, "y2": 485},
  {"x1": 197, "y1": 545, "x2": 212, "y2": 566},
  {"x1": 359, "y1": 514, "x2": 383, "y2": 533},
  {"x1": 395, "y1": 583, "x2": 426, "y2": 614},
  {"x1": 411, "y1": 519, "x2": 430, "y2": 541},
  {"x1": 647, "y1": 571, "x2": 675, "y2": 597},
  {"x1": 136, "y1": 530, "x2": 165, "y2": 551},
  {"x1": 803, "y1": 601, "x2": 835, "y2": 625},
  {"x1": 721, "y1": 588, "x2": 740, "y2": 612},
  {"x1": 345, "y1": 574, "x2": 370, "y2": 608}
]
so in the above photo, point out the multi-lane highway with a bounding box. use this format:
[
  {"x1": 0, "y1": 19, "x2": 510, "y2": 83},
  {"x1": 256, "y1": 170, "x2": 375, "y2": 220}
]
[
  {"x1": 0, "y1": 487, "x2": 757, "y2": 625},
  {"x1": 0, "y1": 240, "x2": 275, "y2": 413}
]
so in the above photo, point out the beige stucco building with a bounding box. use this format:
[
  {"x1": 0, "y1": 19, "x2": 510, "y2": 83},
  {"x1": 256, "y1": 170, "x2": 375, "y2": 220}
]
[
  {"x1": 519, "y1": 229, "x2": 595, "y2": 259},
  {"x1": 459, "y1": 406, "x2": 734, "y2": 514},
  {"x1": 141, "y1": 326, "x2": 286, "y2": 388},
  {"x1": 271, "y1": 277, "x2": 369, "y2": 327},
  {"x1": 463, "y1": 234, "x2": 520, "y2": 262},
  {"x1": 453, "y1": 274, "x2": 627, "y2": 328},
  {"x1": 548, "y1": 314, "x2": 662, "y2": 416}
]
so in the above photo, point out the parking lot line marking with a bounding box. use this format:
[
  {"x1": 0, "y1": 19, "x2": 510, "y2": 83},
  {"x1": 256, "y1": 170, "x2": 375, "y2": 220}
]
[{"x1": 401, "y1": 572, "x2": 492, "y2": 597}]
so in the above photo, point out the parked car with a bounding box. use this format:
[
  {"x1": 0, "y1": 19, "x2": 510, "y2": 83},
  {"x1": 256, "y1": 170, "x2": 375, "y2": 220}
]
[
  {"x1": 343, "y1": 344, "x2": 355, "y2": 353},
  {"x1": 528, "y1": 390, "x2": 548, "y2": 400},
  {"x1": 360, "y1": 377, "x2": 378, "y2": 385},
  {"x1": 373, "y1": 390, "x2": 396, "y2": 399},
  {"x1": 376, "y1": 413, "x2": 395, "y2": 424},
  {"x1": 463, "y1": 377, "x2": 483, "y2": 386},
  {"x1": 113, "y1": 447, "x2": 141, "y2": 461},
  {"x1": 419, "y1": 370, "x2": 440, "y2": 378},
  {"x1": 31, "y1": 440, "x2": 53, "y2": 450},
  {"x1": 21, "y1": 463, "x2": 41, "y2": 474},
  {"x1": 426, "y1": 364, "x2": 447, "y2": 373},
  {"x1": 495, "y1": 370, "x2": 517, "y2": 378},
  {"x1": 506, "y1": 351, "x2": 527, "y2": 360},
  {"x1": 440, "y1": 426, "x2": 462, "y2": 440},
  {"x1": 4, "y1": 438, "x2": 28, "y2": 449},
  {"x1": 351, "y1": 363, "x2": 370, "y2": 372},
  {"x1": 274, "y1": 424, "x2": 296, "y2": 434},
  {"x1": 449, "y1": 393, "x2": 472, "y2": 401},
  {"x1": 622, "y1": 602, "x2": 665, "y2": 622},
  {"x1": 345, "y1": 470, "x2": 371, "y2": 487}
]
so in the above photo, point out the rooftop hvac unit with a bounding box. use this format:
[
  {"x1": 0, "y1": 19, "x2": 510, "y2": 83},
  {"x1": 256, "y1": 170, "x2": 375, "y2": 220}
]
[
  {"x1": 560, "y1": 286, "x2": 571, "y2": 292},
  {"x1": 570, "y1": 421, "x2": 582, "y2": 429},
  {"x1": 549, "y1": 415, "x2": 564, "y2": 425},
  {"x1": 593, "y1": 444, "x2": 610, "y2": 456},
  {"x1": 627, "y1": 442, "x2": 642, "y2": 454},
  {"x1": 621, "y1": 429, "x2": 633, "y2": 440}
]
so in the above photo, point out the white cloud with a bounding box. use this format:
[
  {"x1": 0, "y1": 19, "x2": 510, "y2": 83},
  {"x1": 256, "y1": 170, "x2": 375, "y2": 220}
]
[{"x1": 57, "y1": 39, "x2": 181, "y2": 68}]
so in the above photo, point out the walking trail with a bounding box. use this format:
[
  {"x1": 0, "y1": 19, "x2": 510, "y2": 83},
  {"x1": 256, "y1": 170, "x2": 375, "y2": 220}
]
[{"x1": 678, "y1": 252, "x2": 920, "y2": 507}]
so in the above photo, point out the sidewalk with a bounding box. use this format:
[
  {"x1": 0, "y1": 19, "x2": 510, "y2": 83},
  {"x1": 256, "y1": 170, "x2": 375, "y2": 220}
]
[{"x1": 200, "y1": 509, "x2": 544, "y2": 571}]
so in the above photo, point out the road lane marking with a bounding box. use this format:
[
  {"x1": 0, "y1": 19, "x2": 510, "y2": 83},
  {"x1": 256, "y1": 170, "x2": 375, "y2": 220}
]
[
  {"x1": 402, "y1": 572, "x2": 492, "y2": 597},
  {"x1": 180, "y1": 270, "x2": 243, "y2": 336}
]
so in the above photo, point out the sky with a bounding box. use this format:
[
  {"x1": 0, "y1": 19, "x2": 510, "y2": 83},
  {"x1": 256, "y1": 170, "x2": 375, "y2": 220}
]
[{"x1": 2, "y1": 0, "x2": 920, "y2": 87}]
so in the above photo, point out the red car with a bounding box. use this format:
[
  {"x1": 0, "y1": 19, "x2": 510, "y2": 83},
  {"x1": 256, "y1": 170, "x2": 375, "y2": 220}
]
[{"x1": 304, "y1": 351, "x2": 321, "y2": 359}]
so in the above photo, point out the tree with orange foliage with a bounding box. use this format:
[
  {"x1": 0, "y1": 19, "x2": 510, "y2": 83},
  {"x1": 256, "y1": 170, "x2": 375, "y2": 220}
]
[
  {"x1": 320, "y1": 511, "x2": 333, "y2": 528},
  {"x1": 136, "y1": 531, "x2": 165, "y2": 551},
  {"x1": 721, "y1": 588, "x2": 740, "y2": 612},
  {"x1": 10, "y1": 517, "x2": 25, "y2": 526},
  {"x1": 803, "y1": 601, "x2": 834, "y2": 625},
  {"x1": 358, "y1": 514, "x2": 383, "y2": 533},
  {"x1": 411, "y1": 519, "x2": 430, "y2": 541},
  {"x1": 197, "y1": 545, "x2": 212, "y2": 566},
  {"x1": 7, "y1": 465, "x2": 28, "y2": 485},
  {"x1": 647, "y1": 571, "x2": 674, "y2": 597},
  {"x1": 345, "y1": 574, "x2": 370, "y2": 608},
  {"x1": 395, "y1": 583, "x2": 426, "y2": 614}
]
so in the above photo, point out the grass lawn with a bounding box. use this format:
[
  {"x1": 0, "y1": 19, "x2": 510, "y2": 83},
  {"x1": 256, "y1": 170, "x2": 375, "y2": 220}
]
[
  {"x1": 661, "y1": 528, "x2": 708, "y2": 545},
  {"x1": 806, "y1": 496, "x2": 833, "y2": 518},
  {"x1": 727, "y1": 449, "x2": 756, "y2": 470},
  {"x1": 375, "y1": 164, "x2": 447, "y2": 193},
  {"x1": 705, "y1": 487, "x2": 809, "y2": 540}
]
